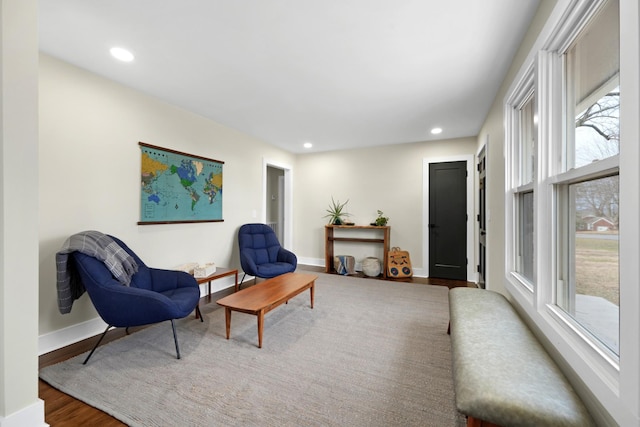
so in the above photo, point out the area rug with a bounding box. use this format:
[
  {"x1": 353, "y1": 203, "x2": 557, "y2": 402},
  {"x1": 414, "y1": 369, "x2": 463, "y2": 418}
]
[{"x1": 40, "y1": 273, "x2": 465, "y2": 427}]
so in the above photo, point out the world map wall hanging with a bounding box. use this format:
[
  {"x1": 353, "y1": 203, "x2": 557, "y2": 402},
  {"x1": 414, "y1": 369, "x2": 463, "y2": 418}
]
[{"x1": 138, "y1": 142, "x2": 224, "y2": 224}]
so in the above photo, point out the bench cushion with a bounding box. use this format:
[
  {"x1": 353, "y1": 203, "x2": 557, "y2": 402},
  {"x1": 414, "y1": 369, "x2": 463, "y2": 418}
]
[{"x1": 448, "y1": 287, "x2": 594, "y2": 427}]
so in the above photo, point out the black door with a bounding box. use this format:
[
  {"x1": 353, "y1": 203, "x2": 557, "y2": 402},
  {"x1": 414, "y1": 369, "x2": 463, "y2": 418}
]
[
  {"x1": 477, "y1": 147, "x2": 487, "y2": 289},
  {"x1": 429, "y1": 161, "x2": 467, "y2": 280}
]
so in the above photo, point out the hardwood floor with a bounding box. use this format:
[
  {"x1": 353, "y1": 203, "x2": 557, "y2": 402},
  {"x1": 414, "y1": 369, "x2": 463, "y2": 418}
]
[
  {"x1": 39, "y1": 328, "x2": 134, "y2": 427},
  {"x1": 39, "y1": 267, "x2": 475, "y2": 426}
]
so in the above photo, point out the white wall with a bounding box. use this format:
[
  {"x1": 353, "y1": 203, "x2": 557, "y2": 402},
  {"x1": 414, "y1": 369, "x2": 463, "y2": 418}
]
[
  {"x1": 38, "y1": 52, "x2": 480, "y2": 355},
  {"x1": 0, "y1": 0, "x2": 45, "y2": 425},
  {"x1": 293, "y1": 138, "x2": 477, "y2": 273},
  {"x1": 38, "y1": 54, "x2": 296, "y2": 348},
  {"x1": 476, "y1": 0, "x2": 558, "y2": 296}
]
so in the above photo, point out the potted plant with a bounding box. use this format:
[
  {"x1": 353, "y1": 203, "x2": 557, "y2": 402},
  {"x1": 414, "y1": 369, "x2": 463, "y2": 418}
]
[
  {"x1": 324, "y1": 197, "x2": 351, "y2": 225},
  {"x1": 374, "y1": 210, "x2": 389, "y2": 226}
]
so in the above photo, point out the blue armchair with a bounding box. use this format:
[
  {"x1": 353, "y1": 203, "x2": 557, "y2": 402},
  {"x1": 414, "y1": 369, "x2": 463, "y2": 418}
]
[
  {"x1": 72, "y1": 236, "x2": 201, "y2": 364},
  {"x1": 238, "y1": 223, "x2": 297, "y2": 286}
]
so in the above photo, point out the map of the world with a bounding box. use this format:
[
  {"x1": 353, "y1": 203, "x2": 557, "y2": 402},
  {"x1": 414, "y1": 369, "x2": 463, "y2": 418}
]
[{"x1": 139, "y1": 143, "x2": 223, "y2": 223}]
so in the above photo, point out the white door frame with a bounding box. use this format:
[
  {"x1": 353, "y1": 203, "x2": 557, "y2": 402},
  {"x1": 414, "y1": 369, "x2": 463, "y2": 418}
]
[
  {"x1": 263, "y1": 158, "x2": 293, "y2": 250},
  {"x1": 422, "y1": 154, "x2": 475, "y2": 281}
]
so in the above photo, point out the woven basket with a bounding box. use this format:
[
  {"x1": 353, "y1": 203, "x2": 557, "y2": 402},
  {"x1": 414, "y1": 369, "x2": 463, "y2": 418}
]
[{"x1": 362, "y1": 257, "x2": 381, "y2": 277}]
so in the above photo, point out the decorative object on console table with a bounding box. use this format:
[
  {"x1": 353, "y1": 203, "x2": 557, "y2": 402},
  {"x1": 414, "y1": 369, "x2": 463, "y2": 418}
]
[
  {"x1": 323, "y1": 196, "x2": 351, "y2": 225},
  {"x1": 324, "y1": 225, "x2": 390, "y2": 279},
  {"x1": 387, "y1": 247, "x2": 413, "y2": 278},
  {"x1": 362, "y1": 257, "x2": 382, "y2": 277},
  {"x1": 333, "y1": 255, "x2": 356, "y2": 275},
  {"x1": 372, "y1": 210, "x2": 389, "y2": 226}
]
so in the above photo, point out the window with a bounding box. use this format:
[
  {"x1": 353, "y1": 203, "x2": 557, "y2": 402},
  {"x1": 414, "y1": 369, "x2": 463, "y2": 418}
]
[
  {"x1": 504, "y1": 0, "x2": 639, "y2": 421},
  {"x1": 517, "y1": 94, "x2": 536, "y2": 283},
  {"x1": 506, "y1": 72, "x2": 536, "y2": 289},
  {"x1": 555, "y1": 0, "x2": 620, "y2": 357}
]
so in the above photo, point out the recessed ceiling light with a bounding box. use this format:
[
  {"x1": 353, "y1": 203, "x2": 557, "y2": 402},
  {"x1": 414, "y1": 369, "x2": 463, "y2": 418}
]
[
  {"x1": 430, "y1": 127, "x2": 443, "y2": 135},
  {"x1": 110, "y1": 47, "x2": 135, "y2": 62},
  {"x1": 303, "y1": 142, "x2": 313, "y2": 149}
]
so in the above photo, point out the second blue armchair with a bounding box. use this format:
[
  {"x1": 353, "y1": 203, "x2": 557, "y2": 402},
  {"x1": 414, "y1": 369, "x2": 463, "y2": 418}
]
[{"x1": 238, "y1": 223, "x2": 297, "y2": 286}]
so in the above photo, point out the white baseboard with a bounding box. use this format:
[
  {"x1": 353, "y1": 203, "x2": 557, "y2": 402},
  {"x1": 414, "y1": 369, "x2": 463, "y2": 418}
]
[
  {"x1": 297, "y1": 256, "x2": 324, "y2": 267},
  {"x1": 0, "y1": 399, "x2": 47, "y2": 427},
  {"x1": 38, "y1": 316, "x2": 108, "y2": 356}
]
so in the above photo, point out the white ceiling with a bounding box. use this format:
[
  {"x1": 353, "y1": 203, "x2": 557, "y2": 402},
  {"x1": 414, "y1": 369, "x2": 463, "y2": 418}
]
[{"x1": 38, "y1": 0, "x2": 540, "y2": 153}]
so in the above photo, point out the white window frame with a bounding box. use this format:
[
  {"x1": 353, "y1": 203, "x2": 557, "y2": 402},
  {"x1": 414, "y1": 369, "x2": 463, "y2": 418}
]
[
  {"x1": 504, "y1": 0, "x2": 640, "y2": 424},
  {"x1": 550, "y1": 0, "x2": 620, "y2": 360},
  {"x1": 505, "y1": 62, "x2": 537, "y2": 295}
]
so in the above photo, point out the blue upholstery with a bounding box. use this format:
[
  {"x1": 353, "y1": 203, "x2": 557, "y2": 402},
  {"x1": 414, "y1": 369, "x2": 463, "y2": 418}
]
[
  {"x1": 238, "y1": 224, "x2": 297, "y2": 282},
  {"x1": 72, "y1": 235, "x2": 201, "y2": 362}
]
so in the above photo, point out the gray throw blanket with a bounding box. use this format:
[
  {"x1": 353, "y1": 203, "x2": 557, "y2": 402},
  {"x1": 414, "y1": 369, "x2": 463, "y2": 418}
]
[{"x1": 56, "y1": 231, "x2": 139, "y2": 314}]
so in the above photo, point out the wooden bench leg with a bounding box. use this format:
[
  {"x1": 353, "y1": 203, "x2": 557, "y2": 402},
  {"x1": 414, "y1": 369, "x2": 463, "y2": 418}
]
[{"x1": 467, "y1": 416, "x2": 501, "y2": 427}]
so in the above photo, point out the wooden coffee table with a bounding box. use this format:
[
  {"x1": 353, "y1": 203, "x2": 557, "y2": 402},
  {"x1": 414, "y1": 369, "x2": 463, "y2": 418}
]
[{"x1": 216, "y1": 272, "x2": 317, "y2": 348}]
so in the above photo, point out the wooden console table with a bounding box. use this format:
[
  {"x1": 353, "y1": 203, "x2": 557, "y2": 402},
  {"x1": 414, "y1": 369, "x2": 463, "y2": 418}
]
[{"x1": 324, "y1": 225, "x2": 390, "y2": 278}]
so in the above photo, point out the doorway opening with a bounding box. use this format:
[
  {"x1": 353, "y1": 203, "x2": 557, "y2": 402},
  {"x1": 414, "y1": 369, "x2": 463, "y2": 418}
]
[{"x1": 263, "y1": 159, "x2": 293, "y2": 250}]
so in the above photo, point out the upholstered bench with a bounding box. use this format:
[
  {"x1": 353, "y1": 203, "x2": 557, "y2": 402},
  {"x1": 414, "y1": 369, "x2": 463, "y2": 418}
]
[{"x1": 448, "y1": 287, "x2": 595, "y2": 427}]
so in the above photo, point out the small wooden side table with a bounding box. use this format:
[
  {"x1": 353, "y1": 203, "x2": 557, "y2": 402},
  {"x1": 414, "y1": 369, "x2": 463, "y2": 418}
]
[{"x1": 195, "y1": 267, "x2": 239, "y2": 302}]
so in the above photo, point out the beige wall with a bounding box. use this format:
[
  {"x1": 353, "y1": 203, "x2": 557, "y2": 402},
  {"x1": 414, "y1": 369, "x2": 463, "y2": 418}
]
[
  {"x1": 38, "y1": 52, "x2": 479, "y2": 352},
  {"x1": 1, "y1": 0, "x2": 43, "y2": 423},
  {"x1": 475, "y1": 0, "x2": 557, "y2": 294},
  {"x1": 293, "y1": 138, "x2": 477, "y2": 271},
  {"x1": 38, "y1": 54, "x2": 296, "y2": 339},
  {"x1": 35, "y1": 0, "x2": 555, "y2": 349}
]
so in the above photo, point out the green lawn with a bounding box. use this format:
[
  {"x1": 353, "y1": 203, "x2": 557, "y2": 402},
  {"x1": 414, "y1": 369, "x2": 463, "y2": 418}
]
[{"x1": 575, "y1": 234, "x2": 619, "y2": 305}]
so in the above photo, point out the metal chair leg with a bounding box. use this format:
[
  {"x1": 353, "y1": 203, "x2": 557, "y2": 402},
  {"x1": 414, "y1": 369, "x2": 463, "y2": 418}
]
[
  {"x1": 171, "y1": 319, "x2": 181, "y2": 359},
  {"x1": 196, "y1": 305, "x2": 203, "y2": 322},
  {"x1": 83, "y1": 325, "x2": 112, "y2": 365}
]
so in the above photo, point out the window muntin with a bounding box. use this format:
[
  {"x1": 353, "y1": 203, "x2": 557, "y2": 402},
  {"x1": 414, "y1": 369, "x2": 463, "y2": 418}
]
[{"x1": 508, "y1": 88, "x2": 536, "y2": 287}]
